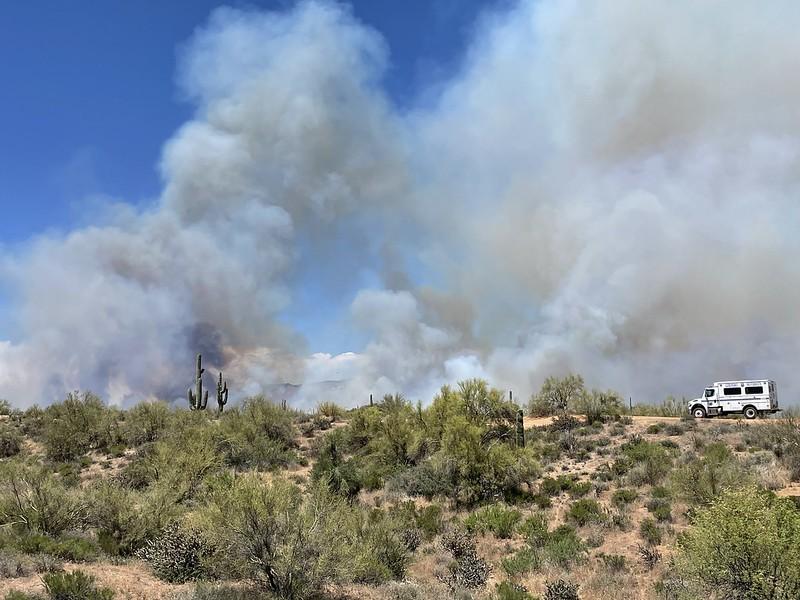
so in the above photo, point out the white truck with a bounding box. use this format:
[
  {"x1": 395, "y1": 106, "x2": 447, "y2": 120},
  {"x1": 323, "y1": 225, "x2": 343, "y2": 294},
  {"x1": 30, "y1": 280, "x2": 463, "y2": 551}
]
[{"x1": 688, "y1": 380, "x2": 779, "y2": 419}]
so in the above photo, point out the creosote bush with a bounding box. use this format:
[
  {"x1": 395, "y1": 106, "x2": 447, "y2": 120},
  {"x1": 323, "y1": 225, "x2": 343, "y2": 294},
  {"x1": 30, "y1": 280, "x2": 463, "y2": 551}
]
[
  {"x1": 43, "y1": 569, "x2": 115, "y2": 600},
  {"x1": 676, "y1": 486, "x2": 800, "y2": 599}
]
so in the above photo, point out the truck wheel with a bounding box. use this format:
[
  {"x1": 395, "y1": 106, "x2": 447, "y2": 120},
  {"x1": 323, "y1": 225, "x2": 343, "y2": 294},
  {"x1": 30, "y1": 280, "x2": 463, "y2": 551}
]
[
  {"x1": 743, "y1": 406, "x2": 757, "y2": 420},
  {"x1": 692, "y1": 406, "x2": 706, "y2": 419}
]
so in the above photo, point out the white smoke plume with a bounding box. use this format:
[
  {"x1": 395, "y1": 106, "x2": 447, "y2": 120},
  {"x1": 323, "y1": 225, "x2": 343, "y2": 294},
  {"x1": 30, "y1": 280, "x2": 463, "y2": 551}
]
[{"x1": 2, "y1": 0, "x2": 800, "y2": 409}]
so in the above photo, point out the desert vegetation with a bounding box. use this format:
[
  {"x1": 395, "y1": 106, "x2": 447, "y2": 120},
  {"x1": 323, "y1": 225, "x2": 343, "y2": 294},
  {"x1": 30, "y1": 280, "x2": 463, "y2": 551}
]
[{"x1": 1, "y1": 376, "x2": 799, "y2": 599}]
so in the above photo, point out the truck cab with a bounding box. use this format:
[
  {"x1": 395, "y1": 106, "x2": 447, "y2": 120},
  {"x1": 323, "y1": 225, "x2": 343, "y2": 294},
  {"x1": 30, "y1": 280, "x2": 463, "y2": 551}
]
[{"x1": 688, "y1": 380, "x2": 779, "y2": 419}]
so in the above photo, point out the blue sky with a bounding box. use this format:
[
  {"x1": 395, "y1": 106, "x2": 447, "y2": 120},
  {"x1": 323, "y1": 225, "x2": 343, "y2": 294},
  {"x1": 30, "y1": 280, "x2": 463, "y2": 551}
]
[
  {"x1": 0, "y1": 1, "x2": 502, "y2": 242},
  {"x1": 0, "y1": 0, "x2": 503, "y2": 347}
]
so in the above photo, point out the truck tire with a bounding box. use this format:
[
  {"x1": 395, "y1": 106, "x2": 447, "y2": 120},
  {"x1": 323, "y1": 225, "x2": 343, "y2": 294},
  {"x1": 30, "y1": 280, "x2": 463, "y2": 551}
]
[
  {"x1": 692, "y1": 406, "x2": 706, "y2": 419},
  {"x1": 743, "y1": 406, "x2": 757, "y2": 420}
]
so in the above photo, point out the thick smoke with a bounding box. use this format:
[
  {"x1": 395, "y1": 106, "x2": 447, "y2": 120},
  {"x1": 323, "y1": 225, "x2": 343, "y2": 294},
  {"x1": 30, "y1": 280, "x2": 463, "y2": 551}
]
[{"x1": 2, "y1": 0, "x2": 800, "y2": 408}]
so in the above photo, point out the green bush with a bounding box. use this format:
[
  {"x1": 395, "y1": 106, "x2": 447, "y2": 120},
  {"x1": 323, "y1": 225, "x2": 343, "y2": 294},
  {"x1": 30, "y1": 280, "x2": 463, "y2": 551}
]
[
  {"x1": 611, "y1": 488, "x2": 637, "y2": 507},
  {"x1": 42, "y1": 570, "x2": 114, "y2": 600},
  {"x1": 0, "y1": 423, "x2": 22, "y2": 458},
  {"x1": 138, "y1": 523, "x2": 210, "y2": 583},
  {"x1": 310, "y1": 432, "x2": 361, "y2": 500},
  {"x1": 638, "y1": 518, "x2": 662, "y2": 546},
  {"x1": 672, "y1": 443, "x2": 752, "y2": 506},
  {"x1": 464, "y1": 504, "x2": 521, "y2": 539},
  {"x1": 597, "y1": 552, "x2": 626, "y2": 572},
  {"x1": 676, "y1": 486, "x2": 800, "y2": 599},
  {"x1": 42, "y1": 392, "x2": 119, "y2": 462},
  {"x1": 15, "y1": 534, "x2": 98, "y2": 562},
  {"x1": 316, "y1": 402, "x2": 345, "y2": 422},
  {"x1": 540, "y1": 475, "x2": 573, "y2": 496},
  {"x1": 621, "y1": 438, "x2": 673, "y2": 485},
  {"x1": 4, "y1": 592, "x2": 43, "y2": 600},
  {"x1": 568, "y1": 481, "x2": 592, "y2": 498},
  {"x1": 527, "y1": 375, "x2": 585, "y2": 417},
  {"x1": 518, "y1": 513, "x2": 549, "y2": 548},
  {"x1": 501, "y1": 547, "x2": 541, "y2": 577},
  {"x1": 0, "y1": 461, "x2": 82, "y2": 536},
  {"x1": 496, "y1": 581, "x2": 535, "y2": 600},
  {"x1": 567, "y1": 499, "x2": 603, "y2": 527},
  {"x1": 122, "y1": 401, "x2": 171, "y2": 446},
  {"x1": 201, "y1": 475, "x2": 347, "y2": 599},
  {"x1": 544, "y1": 525, "x2": 586, "y2": 567},
  {"x1": 646, "y1": 498, "x2": 672, "y2": 522},
  {"x1": 85, "y1": 480, "x2": 176, "y2": 556}
]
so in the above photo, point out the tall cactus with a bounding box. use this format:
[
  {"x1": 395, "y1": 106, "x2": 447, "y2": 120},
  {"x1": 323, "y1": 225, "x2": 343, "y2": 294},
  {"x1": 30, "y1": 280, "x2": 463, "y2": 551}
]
[
  {"x1": 515, "y1": 409, "x2": 525, "y2": 448},
  {"x1": 216, "y1": 371, "x2": 228, "y2": 413},
  {"x1": 188, "y1": 354, "x2": 208, "y2": 411}
]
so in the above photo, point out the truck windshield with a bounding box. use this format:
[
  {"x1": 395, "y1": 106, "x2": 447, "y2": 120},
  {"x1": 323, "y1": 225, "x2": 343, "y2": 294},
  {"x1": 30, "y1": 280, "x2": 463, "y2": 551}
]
[{"x1": 704, "y1": 388, "x2": 714, "y2": 398}]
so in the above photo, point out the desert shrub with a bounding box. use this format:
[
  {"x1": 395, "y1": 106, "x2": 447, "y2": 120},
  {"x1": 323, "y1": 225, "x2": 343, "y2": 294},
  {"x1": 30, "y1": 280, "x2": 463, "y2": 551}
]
[
  {"x1": 14, "y1": 534, "x2": 98, "y2": 562},
  {"x1": 676, "y1": 486, "x2": 800, "y2": 599},
  {"x1": 611, "y1": 488, "x2": 637, "y2": 507},
  {"x1": 438, "y1": 529, "x2": 491, "y2": 590},
  {"x1": 138, "y1": 523, "x2": 210, "y2": 583},
  {"x1": 496, "y1": 581, "x2": 535, "y2": 600},
  {"x1": 672, "y1": 443, "x2": 752, "y2": 505},
  {"x1": 464, "y1": 504, "x2": 521, "y2": 539},
  {"x1": 316, "y1": 402, "x2": 345, "y2": 422},
  {"x1": 214, "y1": 397, "x2": 297, "y2": 470},
  {"x1": 638, "y1": 518, "x2": 662, "y2": 546},
  {"x1": 0, "y1": 550, "x2": 34, "y2": 578},
  {"x1": 629, "y1": 397, "x2": 684, "y2": 417},
  {"x1": 646, "y1": 423, "x2": 664, "y2": 434},
  {"x1": 169, "y1": 584, "x2": 270, "y2": 600},
  {"x1": 310, "y1": 432, "x2": 361, "y2": 500},
  {"x1": 544, "y1": 525, "x2": 586, "y2": 567},
  {"x1": 575, "y1": 390, "x2": 622, "y2": 425},
  {"x1": 544, "y1": 578, "x2": 579, "y2": 600},
  {"x1": 665, "y1": 423, "x2": 686, "y2": 436},
  {"x1": 415, "y1": 504, "x2": 444, "y2": 540},
  {"x1": 85, "y1": 480, "x2": 176, "y2": 556},
  {"x1": 122, "y1": 401, "x2": 171, "y2": 446},
  {"x1": 42, "y1": 392, "x2": 119, "y2": 462},
  {"x1": 346, "y1": 509, "x2": 414, "y2": 584},
  {"x1": 621, "y1": 438, "x2": 673, "y2": 485},
  {"x1": 501, "y1": 547, "x2": 541, "y2": 577},
  {"x1": 528, "y1": 375, "x2": 585, "y2": 417},
  {"x1": 4, "y1": 592, "x2": 42, "y2": 600},
  {"x1": 0, "y1": 461, "x2": 82, "y2": 536},
  {"x1": 532, "y1": 494, "x2": 552, "y2": 509},
  {"x1": 42, "y1": 570, "x2": 114, "y2": 600},
  {"x1": 201, "y1": 475, "x2": 347, "y2": 598},
  {"x1": 568, "y1": 481, "x2": 592, "y2": 498},
  {"x1": 0, "y1": 423, "x2": 22, "y2": 458},
  {"x1": 567, "y1": 499, "x2": 603, "y2": 526},
  {"x1": 638, "y1": 544, "x2": 661, "y2": 570},
  {"x1": 540, "y1": 475, "x2": 573, "y2": 496},
  {"x1": 518, "y1": 513, "x2": 549, "y2": 548},
  {"x1": 646, "y1": 498, "x2": 672, "y2": 522},
  {"x1": 597, "y1": 552, "x2": 626, "y2": 572}
]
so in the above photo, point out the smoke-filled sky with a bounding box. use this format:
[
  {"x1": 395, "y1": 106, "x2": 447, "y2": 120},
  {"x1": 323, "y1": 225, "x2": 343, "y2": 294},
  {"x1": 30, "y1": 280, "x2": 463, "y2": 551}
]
[{"x1": 2, "y1": 0, "x2": 800, "y2": 409}]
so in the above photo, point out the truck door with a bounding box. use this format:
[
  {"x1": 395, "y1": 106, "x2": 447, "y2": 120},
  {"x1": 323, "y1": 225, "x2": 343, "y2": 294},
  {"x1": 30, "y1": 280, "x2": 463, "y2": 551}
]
[{"x1": 705, "y1": 387, "x2": 721, "y2": 415}]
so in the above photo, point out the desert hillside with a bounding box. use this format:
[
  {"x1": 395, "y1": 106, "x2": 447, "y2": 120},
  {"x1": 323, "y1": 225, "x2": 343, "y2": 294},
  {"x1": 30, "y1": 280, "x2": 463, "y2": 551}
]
[{"x1": 1, "y1": 378, "x2": 799, "y2": 600}]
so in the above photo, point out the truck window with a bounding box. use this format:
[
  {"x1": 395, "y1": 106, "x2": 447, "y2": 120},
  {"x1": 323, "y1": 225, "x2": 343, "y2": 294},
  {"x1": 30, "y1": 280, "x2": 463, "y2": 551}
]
[
  {"x1": 723, "y1": 387, "x2": 742, "y2": 396},
  {"x1": 704, "y1": 388, "x2": 714, "y2": 398},
  {"x1": 744, "y1": 386, "x2": 763, "y2": 394}
]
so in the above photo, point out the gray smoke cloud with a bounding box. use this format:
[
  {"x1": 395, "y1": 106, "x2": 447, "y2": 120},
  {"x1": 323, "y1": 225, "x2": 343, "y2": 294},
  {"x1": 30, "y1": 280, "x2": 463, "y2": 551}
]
[{"x1": 2, "y1": 0, "x2": 800, "y2": 408}]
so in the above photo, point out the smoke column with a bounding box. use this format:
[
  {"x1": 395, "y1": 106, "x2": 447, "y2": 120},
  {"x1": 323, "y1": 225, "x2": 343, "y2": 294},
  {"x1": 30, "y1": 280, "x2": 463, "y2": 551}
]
[{"x1": 2, "y1": 0, "x2": 800, "y2": 408}]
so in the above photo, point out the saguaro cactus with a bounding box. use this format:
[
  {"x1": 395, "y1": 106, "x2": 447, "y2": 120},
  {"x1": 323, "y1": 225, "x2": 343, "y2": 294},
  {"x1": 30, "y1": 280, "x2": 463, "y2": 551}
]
[
  {"x1": 216, "y1": 372, "x2": 228, "y2": 413},
  {"x1": 515, "y1": 409, "x2": 525, "y2": 448},
  {"x1": 188, "y1": 354, "x2": 208, "y2": 411}
]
